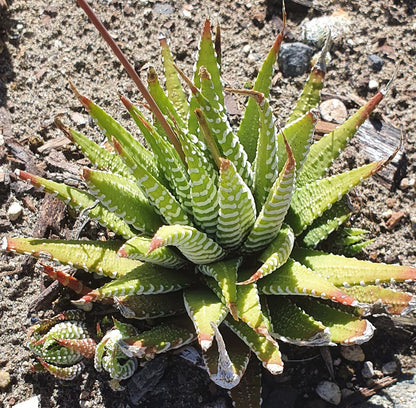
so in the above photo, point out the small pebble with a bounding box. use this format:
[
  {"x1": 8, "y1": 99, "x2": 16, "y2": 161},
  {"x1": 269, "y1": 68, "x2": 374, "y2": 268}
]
[
  {"x1": 316, "y1": 381, "x2": 342, "y2": 405},
  {"x1": 0, "y1": 369, "x2": 10, "y2": 388},
  {"x1": 400, "y1": 177, "x2": 415, "y2": 190},
  {"x1": 340, "y1": 345, "x2": 365, "y2": 362},
  {"x1": 278, "y1": 42, "x2": 315, "y2": 77},
  {"x1": 362, "y1": 361, "x2": 375, "y2": 379},
  {"x1": 382, "y1": 361, "x2": 398, "y2": 375},
  {"x1": 368, "y1": 79, "x2": 379, "y2": 90},
  {"x1": 14, "y1": 396, "x2": 40, "y2": 408},
  {"x1": 410, "y1": 215, "x2": 416, "y2": 231},
  {"x1": 242, "y1": 44, "x2": 251, "y2": 56},
  {"x1": 7, "y1": 202, "x2": 23, "y2": 221},
  {"x1": 368, "y1": 54, "x2": 385, "y2": 72},
  {"x1": 319, "y1": 99, "x2": 348, "y2": 124}
]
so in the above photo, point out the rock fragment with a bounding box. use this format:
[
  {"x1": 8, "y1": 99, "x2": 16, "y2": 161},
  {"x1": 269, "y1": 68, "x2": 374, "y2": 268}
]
[
  {"x1": 7, "y1": 202, "x2": 23, "y2": 221},
  {"x1": 319, "y1": 99, "x2": 348, "y2": 124},
  {"x1": 278, "y1": 43, "x2": 315, "y2": 77},
  {"x1": 316, "y1": 380, "x2": 342, "y2": 405}
]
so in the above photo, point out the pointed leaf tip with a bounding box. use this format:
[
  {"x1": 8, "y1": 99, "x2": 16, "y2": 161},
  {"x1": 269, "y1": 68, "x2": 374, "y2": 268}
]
[
  {"x1": 118, "y1": 93, "x2": 133, "y2": 111},
  {"x1": 68, "y1": 79, "x2": 91, "y2": 111}
]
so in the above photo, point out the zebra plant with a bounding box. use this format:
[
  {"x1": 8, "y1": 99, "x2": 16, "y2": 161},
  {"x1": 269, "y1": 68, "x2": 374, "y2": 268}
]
[{"x1": 3, "y1": 0, "x2": 416, "y2": 405}]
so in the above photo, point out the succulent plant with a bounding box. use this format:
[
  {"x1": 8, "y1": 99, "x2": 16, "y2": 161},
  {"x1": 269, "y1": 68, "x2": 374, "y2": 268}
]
[
  {"x1": 27, "y1": 310, "x2": 96, "y2": 380},
  {"x1": 3, "y1": 0, "x2": 416, "y2": 406}
]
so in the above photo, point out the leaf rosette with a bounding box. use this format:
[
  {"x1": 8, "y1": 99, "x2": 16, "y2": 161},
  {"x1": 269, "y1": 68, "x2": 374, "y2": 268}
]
[{"x1": 3, "y1": 2, "x2": 416, "y2": 406}]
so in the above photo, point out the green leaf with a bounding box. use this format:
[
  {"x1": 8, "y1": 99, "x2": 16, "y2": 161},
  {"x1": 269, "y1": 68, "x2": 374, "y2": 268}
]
[
  {"x1": 295, "y1": 298, "x2": 375, "y2": 345},
  {"x1": 175, "y1": 66, "x2": 253, "y2": 188},
  {"x1": 16, "y1": 170, "x2": 137, "y2": 239},
  {"x1": 120, "y1": 317, "x2": 196, "y2": 359},
  {"x1": 250, "y1": 92, "x2": 279, "y2": 209},
  {"x1": 114, "y1": 292, "x2": 185, "y2": 319},
  {"x1": 243, "y1": 137, "x2": 296, "y2": 253},
  {"x1": 3, "y1": 238, "x2": 139, "y2": 278},
  {"x1": 296, "y1": 91, "x2": 387, "y2": 187},
  {"x1": 342, "y1": 285, "x2": 415, "y2": 316},
  {"x1": 149, "y1": 224, "x2": 225, "y2": 264},
  {"x1": 193, "y1": 19, "x2": 224, "y2": 107},
  {"x1": 78, "y1": 263, "x2": 194, "y2": 302},
  {"x1": 298, "y1": 198, "x2": 351, "y2": 248},
  {"x1": 266, "y1": 296, "x2": 330, "y2": 346},
  {"x1": 121, "y1": 101, "x2": 192, "y2": 212},
  {"x1": 216, "y1": 158, "x2": 256, "y2": 250},
  {"x1": 287, "y1": 161, "x2": 385, "y2": 235},
  {"x1": 237, "y1": 29, "x2": 284, "y2": 162},
  {"x1": 224, "y1": 315, "x2": 283, "y2": 375},
  {"x1": 202, "y1": 323, "x2": 251, "y2": 389},
  {"x1": 240, "y1": 223, "x2": 294, "y2": 285},
  {"x1": 277, "y1": 110, "x2": 318, "y2": 174},
  {"x1": 183, "y1": 287, "x2": 229, "y2": 351},
  {"x1": 82, "y1": 168, "x2": 162, "y2": 234},
  {"x1": 291, "y1": 247, "x2": 416, "y2": 287},
  {"x1": 159, "y1": 37, "x2": 189, "y2": 118},
  {"x1": 236, "y1": 268, "x2": 272, "y2": 336},
  {"x1": 257, "y1": 258, "x2": 358, "y2": 307},
  {"x1": 199, "y1": 258, "x2": 241, "y2": 319},
  {"x1": 113, "y1": 140, "x2": 192, "y2": 226},
  {"x1": 57, "y1": 122, "x2": 133, "y2": 180},
  {"x1": 228, "y1": 358, "x2": 262, "y2": 408},
  {"x1": 118, "y1": 236, "x2": 188, "y2": 268},
  {"x1": 286, "y1": 64, "x2": 325, "y2": 125},
  {"x1": 71, "y1": 86, "x2": 159, "y2": 180}
]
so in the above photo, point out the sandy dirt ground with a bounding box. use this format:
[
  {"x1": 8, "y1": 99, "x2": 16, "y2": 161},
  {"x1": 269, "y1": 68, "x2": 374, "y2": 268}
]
[{"x1": 0, "y1": 0, "x2": 416, "y2": 407}]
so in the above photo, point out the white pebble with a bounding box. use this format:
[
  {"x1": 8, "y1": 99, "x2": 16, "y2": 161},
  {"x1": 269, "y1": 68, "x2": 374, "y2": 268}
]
[
  {"x1": 362, "y1": 361, "x2": 375, "y2": 378},
  {"x1": 316, "y1": 381, "x2": 342, "y2": 405},
  {"x1": 7, "y1": 202, "x2": 23, "y2": 221},
  {"x1": 368, "y1": 79, "x2": 379, "y2": 90}
]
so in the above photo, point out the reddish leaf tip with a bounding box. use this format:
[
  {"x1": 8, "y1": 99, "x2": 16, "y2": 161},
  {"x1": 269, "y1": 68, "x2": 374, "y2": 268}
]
[
  {"x1": 117, "y1": 246, "x2": 128, "y2": 258},
  {"x1": 118, "y1": 93, "x2": 133, "y2": 111},
  {"x1": 148, "y1": 236, "x2": 164, "y2": 254}
]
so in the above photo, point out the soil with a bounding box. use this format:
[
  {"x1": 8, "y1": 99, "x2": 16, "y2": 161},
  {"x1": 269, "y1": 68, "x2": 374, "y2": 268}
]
[{"x1": 0, "y1": 0, "x2": 416, "y2": 407}]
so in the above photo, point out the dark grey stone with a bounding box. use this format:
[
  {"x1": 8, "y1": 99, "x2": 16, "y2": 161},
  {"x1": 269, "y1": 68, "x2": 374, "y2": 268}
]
[
  {"x1": 278, "y1": 43, "x2": 315, "y2": 77},
  {"x1": 368, "y1": 54, "x2": 385, "y2": 72}
]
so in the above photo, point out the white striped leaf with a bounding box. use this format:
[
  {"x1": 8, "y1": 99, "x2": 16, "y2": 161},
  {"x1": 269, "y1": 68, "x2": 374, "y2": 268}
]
[
  {"x1": 78, "y1": 263, "x2": 194, "y2": 302},
  {"x1": 149, "y1": 225, "x2": 225, "y2": 264},
  {"x1": 216, "y1": 158, "x2": 256, "y2": 250},
  {"x1": 202, "y1": 323, "x2": 251, "y2": 389},
  {"x1": 183, "y1": 287, "x2": 229, "y2": 351},
  {"x1": 198, "y1": 257, "x2": 242, "y2": 319},
  {"x1": 224, "y1": 315, "x2": 283, "y2": 375},
  {"x1": 239, "y1": 223, "x2": 294, "y2": 285},
  {"x1": 82, "y1": 168, "x2": 162, "y2": 234},
  {"x1": 287, "y1": 161, "x2": 388, "y2": 236},
  {"x1": 243, "y1": 136, "x2": 296, "y2": 253},
  {"x1": 2, "y1": 237, "x2": 139, "y2": 278},
  {"x1": 113, "y1": 140, "x2": 192, "y2": 226},
  {"x1": 16, "y1": 170, "x2": 137, "y2": 239},
  {"x1": 257, "y1": 258, "x2": 358, "y2": 307},
  {"x1": 291, "y1": 247, "x2": 416, "y2": 287},
  {"x1": 118, "y1": 236, "x2": 188, "y2": 268}
]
